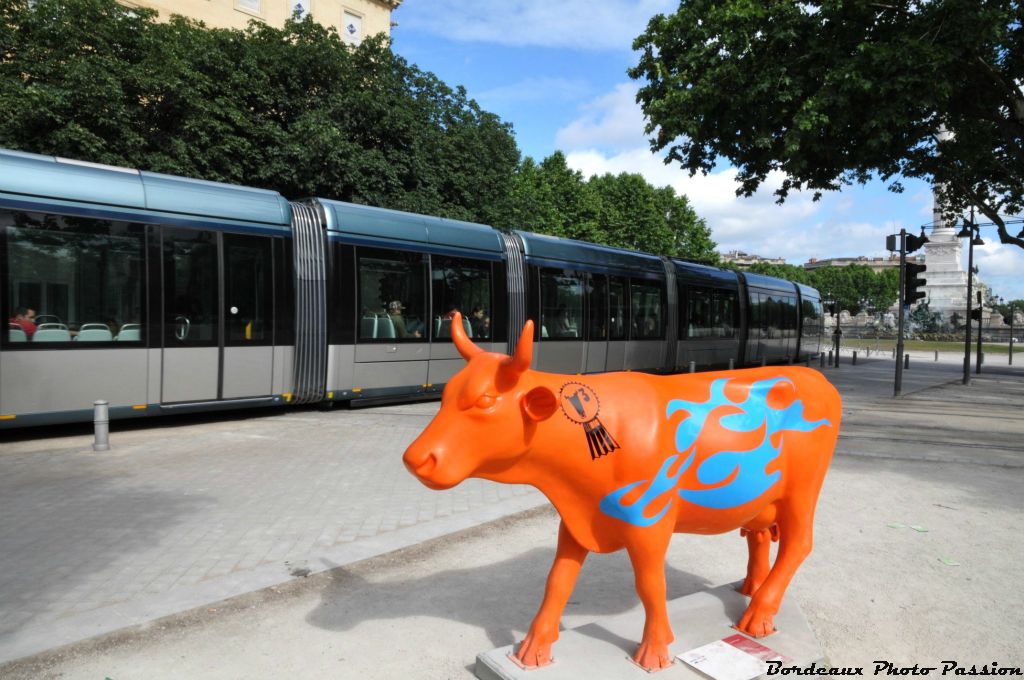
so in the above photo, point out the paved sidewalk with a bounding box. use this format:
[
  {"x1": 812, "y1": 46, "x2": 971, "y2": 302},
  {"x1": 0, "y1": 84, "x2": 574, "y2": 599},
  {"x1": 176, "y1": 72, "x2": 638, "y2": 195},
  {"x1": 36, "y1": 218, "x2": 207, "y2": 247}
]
[
  {"x1": 0, "y1": 404, "x2": 544, "y2": 664},
  {"x1": 0, "y1": 354, "x2": 1020, "y2": 669}
]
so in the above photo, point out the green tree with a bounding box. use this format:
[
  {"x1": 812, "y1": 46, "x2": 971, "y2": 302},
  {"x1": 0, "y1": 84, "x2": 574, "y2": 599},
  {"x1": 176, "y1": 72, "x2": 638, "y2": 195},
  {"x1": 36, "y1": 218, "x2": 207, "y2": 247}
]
[
  {"x1": 744, "y1": 263, "x2": 811, "y2": 284},
  {"x1": 498, "y1": 153, "x2": 603, "y2": 242},
  {"x1": 0, "y1": 0, "x2": 520, "y2": 224},
  {"x1": 632, "y1": 1, "x2": 1024, "y2": 249}
]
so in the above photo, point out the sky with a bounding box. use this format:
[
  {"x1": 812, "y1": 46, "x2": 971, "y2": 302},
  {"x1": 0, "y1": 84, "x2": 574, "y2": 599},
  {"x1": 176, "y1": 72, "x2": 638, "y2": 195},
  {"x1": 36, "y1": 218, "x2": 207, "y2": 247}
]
[{"x1": 389, "y1": 0, "x2": 1024, "y2": 303}]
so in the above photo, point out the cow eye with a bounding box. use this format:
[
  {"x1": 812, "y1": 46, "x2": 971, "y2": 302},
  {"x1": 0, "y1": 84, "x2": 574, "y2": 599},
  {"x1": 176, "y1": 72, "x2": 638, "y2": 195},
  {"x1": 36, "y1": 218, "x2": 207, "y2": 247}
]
[{"x1": 475, "y1": 394, "x2": 496, "y2": 409}]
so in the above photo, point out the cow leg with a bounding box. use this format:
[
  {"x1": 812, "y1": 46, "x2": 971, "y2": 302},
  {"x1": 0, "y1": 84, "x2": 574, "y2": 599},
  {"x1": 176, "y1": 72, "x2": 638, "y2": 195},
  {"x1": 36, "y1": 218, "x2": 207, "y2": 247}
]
[
  {"x1": 516, "y1": 520, "x2": 588, "y2": 667},
  {"x1": 626, "y1": 534, "x2": 674, "y2": 671},
  {"x1": 737, "y1": 526, "x2": 775, "y2": 596},
  {"x1": 737, "y1": 505, "x2": 813, "y2": 637}
]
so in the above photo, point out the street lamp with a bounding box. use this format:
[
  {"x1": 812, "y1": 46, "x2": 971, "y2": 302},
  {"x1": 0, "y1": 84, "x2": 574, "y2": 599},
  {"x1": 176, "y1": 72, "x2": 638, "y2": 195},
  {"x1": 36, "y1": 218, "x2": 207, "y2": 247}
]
[
  {"x1": 956, "y1": 210, "x2": 985, "y2": 384},
  {"x1": 1001, "y1": 296, "x2": 1016, "y2": 366}
]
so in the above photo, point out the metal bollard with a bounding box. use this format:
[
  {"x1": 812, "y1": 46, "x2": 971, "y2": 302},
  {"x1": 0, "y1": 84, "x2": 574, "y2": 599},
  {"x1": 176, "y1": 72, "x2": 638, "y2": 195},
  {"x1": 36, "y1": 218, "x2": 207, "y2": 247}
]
[
  {"x1": 805, "y1": 355, "x2": 811, "y2": 367},
  {"x1": 852, "y1": 350, "x2": 858, "y2": 365},
  {"x1": 728, "y1": 358, "x2": 735, "y2": 371},
  {"x1": 828, "y1": 349, "x2": 833, "y2": 366},
  {"x1": 904, "y1": 353, "x2": 910, "y2": 369},
  {"x1": 93, "y1": 400, "x2": 110, "y2": 452},
  {"x1": 819, "y1": 353, "x2": 825, "y2": 368},
  {"x1": 935, "y1": 350, "x2": 939, "y2": 362},
  {"x1": 892, "y1": 347, "x2": 896, "y2": 359},
  {"x1": 689, "y1": 361, "x2": 696, "y2": 374}
]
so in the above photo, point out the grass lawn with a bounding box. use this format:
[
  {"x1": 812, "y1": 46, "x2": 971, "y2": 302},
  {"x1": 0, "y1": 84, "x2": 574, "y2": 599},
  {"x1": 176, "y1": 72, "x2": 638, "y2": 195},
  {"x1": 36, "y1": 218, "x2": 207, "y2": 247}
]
[{"x1": 839, "y1": 338, "x2": 1017, "y2": 355}]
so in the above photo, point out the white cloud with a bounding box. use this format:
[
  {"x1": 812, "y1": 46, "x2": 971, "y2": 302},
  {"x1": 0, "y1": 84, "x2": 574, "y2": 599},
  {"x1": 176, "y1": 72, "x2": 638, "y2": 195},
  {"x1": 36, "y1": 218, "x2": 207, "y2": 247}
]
[
  {"x1": 476, "y1": 77, "x2": 592, "y2": 107},
  {"x1": 566, "y1": 146, "x2": 824, "y2": 257},
  {"x1": 397, "y1": 0, "x2": 674, "y2": 51},
  {"x1": 554, "y1": 83, "x2": 648, "y2": 152}
]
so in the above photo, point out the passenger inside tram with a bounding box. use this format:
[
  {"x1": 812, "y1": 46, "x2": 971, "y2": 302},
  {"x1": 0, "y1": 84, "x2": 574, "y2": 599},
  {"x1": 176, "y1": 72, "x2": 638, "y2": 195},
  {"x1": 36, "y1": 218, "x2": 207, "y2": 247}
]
[
  {"x1": 388, "y1": 300, "x2": 421, "y2": 338},
  {"x1": 8, "y1": 307, "x2": 37, "y2": 340}
]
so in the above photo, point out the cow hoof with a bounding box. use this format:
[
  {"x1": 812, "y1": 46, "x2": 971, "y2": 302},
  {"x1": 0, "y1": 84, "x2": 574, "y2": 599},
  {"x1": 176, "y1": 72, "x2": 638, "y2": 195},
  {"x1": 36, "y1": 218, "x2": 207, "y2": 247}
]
[
  {"x1": 737, "y1": 605, "x2": 776, "y2": 638},
  {"x1": 633, "y1": 641, "x2": 673, "y2": 671},
  {"x1": 515, "y1": 634, "x2": 554, "y2": 668}
]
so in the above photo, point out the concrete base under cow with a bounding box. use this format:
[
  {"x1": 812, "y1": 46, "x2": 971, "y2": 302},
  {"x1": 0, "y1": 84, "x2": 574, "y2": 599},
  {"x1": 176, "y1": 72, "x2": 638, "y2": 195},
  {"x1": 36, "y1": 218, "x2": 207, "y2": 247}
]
[{"x1": 475, "y1": 582, "x2": 825, "y2": 679}]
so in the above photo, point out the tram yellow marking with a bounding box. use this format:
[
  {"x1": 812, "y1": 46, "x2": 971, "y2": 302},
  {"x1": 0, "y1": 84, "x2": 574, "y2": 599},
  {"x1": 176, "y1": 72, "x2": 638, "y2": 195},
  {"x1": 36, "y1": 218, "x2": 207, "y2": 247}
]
[
  {"x1": 352, "y1": 388, "x2": 363, "y2": 393},
  {"x1": 326, "y1": 391, "x2": 334, "y2": 399},
  {"x1": 282, "y1": 392, "x2": 293, "y2": 402},
  {"x1": 132, "y1": 404, "x2": 146, "y2": 410},
  {"x1": 0, "y1": 414, "x2": 15, "y2": 420}
]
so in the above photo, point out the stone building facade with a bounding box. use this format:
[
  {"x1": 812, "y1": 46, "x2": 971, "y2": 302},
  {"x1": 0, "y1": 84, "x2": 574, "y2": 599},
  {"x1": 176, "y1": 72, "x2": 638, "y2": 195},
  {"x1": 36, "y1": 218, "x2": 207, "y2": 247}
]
[{"x1": 118, "y1": 0, "x2": 401, "y2": 43}]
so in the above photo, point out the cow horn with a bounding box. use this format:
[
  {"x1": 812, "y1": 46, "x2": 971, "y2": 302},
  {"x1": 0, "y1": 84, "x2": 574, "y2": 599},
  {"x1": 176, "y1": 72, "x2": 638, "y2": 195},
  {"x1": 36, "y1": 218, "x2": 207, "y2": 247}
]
[
  {"x1": 451, "y1": 312, "x2": 482, "y2": 361},
  {"x1": 507, "y1": 319, "x2": 534, "y2": 375}
]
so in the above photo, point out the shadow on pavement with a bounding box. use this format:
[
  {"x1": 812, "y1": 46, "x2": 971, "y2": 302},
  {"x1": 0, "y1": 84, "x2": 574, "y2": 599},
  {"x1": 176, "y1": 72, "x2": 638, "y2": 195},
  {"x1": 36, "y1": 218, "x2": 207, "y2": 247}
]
[{"x1": 304, "y1": 546, "x2": 713, "y2": 651}]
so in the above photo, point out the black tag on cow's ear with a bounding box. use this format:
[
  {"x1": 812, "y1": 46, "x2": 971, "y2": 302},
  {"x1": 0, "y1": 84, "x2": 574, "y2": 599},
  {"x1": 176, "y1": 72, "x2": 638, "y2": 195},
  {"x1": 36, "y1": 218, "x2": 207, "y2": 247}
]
[{"x1": 557, "y1": 382, "x2": 619, "y2": 460}]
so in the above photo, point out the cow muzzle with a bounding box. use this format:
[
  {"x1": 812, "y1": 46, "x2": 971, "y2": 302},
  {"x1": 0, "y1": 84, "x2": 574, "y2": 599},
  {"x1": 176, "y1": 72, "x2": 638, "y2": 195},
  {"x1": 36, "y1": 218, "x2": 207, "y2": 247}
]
[{"x1": 403, "y1": 446, "x2": 457, "y2": 490}]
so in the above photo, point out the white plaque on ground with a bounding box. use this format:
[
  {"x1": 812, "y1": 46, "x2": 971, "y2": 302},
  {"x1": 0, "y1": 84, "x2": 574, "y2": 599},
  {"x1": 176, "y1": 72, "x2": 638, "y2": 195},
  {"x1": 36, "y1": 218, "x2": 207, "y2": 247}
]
[{"x1": 475, "y1": 583, "x2": 824, "y2": 680}]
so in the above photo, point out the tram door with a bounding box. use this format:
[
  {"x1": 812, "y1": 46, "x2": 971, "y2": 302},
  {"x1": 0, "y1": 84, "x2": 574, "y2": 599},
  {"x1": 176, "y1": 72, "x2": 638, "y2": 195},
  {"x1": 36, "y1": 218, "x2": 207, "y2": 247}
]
[{"x1": 161, "y1": 228, "x2": 275, "y2": 404}]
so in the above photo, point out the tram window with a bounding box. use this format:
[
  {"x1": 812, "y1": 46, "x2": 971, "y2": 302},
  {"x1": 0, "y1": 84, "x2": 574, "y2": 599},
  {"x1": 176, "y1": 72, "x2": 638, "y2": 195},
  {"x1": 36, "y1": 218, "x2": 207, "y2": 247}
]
[
  {"x1": 356, "y1": 247, "x2": 427, "y2": 341},
  {"x1": 432, "y1": 256, "x2": 492, "y2": 341},
  {"x1": 3, "y1": 210, "x2": 145, "y2": 345},
  {"x1": 608, "y1": 276, "x2": 627, "y2": 340},
  {"x1": 686, "y1": 287, "x2": 713, "y2": 338},
  {"x1": 714, "y1": 290, "x2": 739, "y2": 338},
  {"x1": 588, "y1": 274, "x2": 608, "y2": 341},
  {"x1": 783, "y1": 296, "x2": 799, "y2": 338},
  {"x1": 540, "y1": 269, "x2": 583, "y2": 340},
  {"x1": 763, "y1": 295, "x2": 780, "y2": 338},
  {"x1": 164, "y1": 228, "x2": 218, "y2": 346},
  {"x1": 801, "y1": 299, "x2": 822, "y2": 338},
  {"x1": 224, "y1": 235, "x2": 273, "y2": 345},
  {"x1": 630, "y1": 279, "x2": 664, "y2": 340}
]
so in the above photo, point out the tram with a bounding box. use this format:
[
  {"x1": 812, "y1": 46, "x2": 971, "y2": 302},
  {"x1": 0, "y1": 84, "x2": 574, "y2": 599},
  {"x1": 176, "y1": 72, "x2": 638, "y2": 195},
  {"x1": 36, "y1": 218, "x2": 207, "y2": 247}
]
[{"x1": 0, "y1": 148, "x2": 823, "y2": 429}]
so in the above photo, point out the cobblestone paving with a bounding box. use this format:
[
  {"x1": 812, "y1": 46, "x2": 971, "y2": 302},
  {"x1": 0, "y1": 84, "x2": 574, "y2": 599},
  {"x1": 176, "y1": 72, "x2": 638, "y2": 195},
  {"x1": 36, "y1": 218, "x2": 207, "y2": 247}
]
[{"x1": 0, "y1": 403, "x2": 542, "y2": 663}]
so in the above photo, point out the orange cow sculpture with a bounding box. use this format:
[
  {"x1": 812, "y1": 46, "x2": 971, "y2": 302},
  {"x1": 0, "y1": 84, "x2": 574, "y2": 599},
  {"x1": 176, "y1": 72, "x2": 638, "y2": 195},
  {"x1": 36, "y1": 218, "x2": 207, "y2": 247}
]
[{"x1": 403, "y1": 314, "x2": 842, "y2": 671}]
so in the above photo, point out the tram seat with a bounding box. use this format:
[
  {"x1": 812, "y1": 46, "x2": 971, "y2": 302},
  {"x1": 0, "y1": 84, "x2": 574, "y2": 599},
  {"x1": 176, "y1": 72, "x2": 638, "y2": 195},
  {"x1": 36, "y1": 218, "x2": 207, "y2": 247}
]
[
  {"x1": 378, "y1": 316, "x2": 396, "y2": 339},
  {"x1": 435, "y1": 318, "x2": 472, "y2": 339},
  {"x1": 360, "y1": 315, "x2": 378, "y2": 339},
  {"x1": 34, "y1": 326, "x2": 71, "y2": 342},
  {"x1": 116, "y1": 324, "x2": 141, "y2": 341},
  {"x1": 76, "y1": 323, "x2": 113, "y2": 342},
  {"x1": 8, "y1": 324, "x2": 27, "y2": 342}
]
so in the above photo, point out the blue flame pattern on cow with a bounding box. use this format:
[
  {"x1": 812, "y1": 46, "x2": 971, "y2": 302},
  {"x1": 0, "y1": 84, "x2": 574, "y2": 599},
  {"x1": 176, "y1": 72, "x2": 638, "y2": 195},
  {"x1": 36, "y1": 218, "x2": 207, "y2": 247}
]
[{"x1": 599, "y1": 377, "x2": 831, "y2": 526}]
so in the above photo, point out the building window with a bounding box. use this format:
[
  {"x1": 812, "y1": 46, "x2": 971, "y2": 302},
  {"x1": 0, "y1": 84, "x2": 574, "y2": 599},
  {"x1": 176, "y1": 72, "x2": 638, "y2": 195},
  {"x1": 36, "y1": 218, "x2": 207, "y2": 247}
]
[
  {"x1": 236, "y1": 0, "x2": 262, "y2": 15},
  {"x1": 289, "y1": 0, "x2": 311, "y2": 19},
  {"x1": 342, "y1": 9, "x2": 362, "y2": 45}
]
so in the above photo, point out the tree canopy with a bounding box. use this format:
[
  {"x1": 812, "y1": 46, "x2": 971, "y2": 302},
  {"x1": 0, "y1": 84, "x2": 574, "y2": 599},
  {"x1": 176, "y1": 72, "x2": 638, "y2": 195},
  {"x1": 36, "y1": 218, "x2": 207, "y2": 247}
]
[
  {"x1": 0, "y1": 0, "x2": 719, "y2": 262},
  {"x1": 632, "y1": 0, "x2": 1024, "y2": 249},
  {"x1": 494, "y1": 152, "x2": 718, "y2": 262},
  {"x1": 0, "y1": 0, "x2": 520, "y2": 224}
]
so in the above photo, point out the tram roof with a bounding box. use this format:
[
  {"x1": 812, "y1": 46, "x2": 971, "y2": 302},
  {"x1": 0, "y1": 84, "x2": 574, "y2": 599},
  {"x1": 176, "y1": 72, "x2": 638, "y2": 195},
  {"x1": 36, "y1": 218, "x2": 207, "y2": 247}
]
[
  {"x1": 0, "y1": 148, "x2": 291, "y2": 226},
  {"x1": 671, "y1": 259, "x2": 740, "y2": 287},
  {"x1": 316, "y1": 199, "x2": 503, "y2": 254},
  {"x1": 516, "y1": 231, "x2": 664, "y2": 276},
  {"x1": 742, "y1": 271, "x2": 801, "y2": 294}
]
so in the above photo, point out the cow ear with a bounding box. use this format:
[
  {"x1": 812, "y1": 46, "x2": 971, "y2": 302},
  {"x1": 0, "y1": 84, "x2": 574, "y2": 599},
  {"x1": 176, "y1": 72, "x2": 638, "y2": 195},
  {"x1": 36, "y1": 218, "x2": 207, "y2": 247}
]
[{"x1": 522, "y1": 386, "x2": 558, "y2": 422}]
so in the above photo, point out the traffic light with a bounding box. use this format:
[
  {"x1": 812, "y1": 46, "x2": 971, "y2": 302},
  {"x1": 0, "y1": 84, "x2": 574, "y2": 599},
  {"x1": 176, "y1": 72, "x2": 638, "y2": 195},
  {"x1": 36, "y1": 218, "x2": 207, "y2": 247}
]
[
  {"x1": 903, "y1": 262, "x2": 927, "y2": 304},
  {"x1": 905, "y1": 232, "x2": 929, "y2": 253}
]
